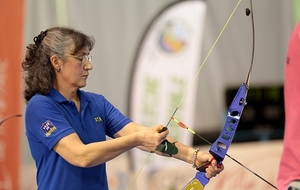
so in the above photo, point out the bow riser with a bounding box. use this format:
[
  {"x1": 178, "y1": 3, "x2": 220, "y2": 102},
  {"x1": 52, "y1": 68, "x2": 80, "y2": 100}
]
[
  {"x1": 182, "y1": 83, "x2": 248, "y2": 190},
  {"x1": 209, "y1": 83, "x2": 247, "y2": 163}
]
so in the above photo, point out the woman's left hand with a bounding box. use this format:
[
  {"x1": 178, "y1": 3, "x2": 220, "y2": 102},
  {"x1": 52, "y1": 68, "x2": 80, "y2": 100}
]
[
  {"x1": 197, "y1": 151, "x2": 224, "y2": 178},
  {"x1": 204, "y1": 159, "x2": 224, "y2": 178}
]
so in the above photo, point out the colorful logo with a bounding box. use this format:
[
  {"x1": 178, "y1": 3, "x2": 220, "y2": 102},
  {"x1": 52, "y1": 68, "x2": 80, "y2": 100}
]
[{"x1": 158, "y1": 19, "x2": 190, "y2": 53}]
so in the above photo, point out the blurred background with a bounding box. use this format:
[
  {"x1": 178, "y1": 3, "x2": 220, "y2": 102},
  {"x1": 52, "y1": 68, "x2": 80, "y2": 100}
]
[{"x1": 0, "y1": 0, "x2": 298, "y2": 189}]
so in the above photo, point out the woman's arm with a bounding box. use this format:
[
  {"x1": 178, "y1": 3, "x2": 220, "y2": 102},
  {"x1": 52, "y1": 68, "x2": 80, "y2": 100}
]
[
  {"x1": 115, "y1": 122, "x2": 224, "y2": 178},
  {"x1": 53, "y1": 123, "x2": 168, "y2": 168}
]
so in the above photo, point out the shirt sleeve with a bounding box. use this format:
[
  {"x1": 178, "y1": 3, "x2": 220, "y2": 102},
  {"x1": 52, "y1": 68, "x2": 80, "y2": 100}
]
[
  {"x1": 87, "y1": 92, "x2": 132, "y2": 138},
  {"x1": 25, "y1": 95, "x2": 75, "y2": 150},
  {"x1": 104, "y1": 98, "x2": 132, "y2": 137}
]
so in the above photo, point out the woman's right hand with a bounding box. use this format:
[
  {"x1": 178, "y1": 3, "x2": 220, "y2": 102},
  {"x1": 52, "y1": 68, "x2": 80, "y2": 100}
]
[{"x1": 137, "y1": 125, "x2": 169, "y2": 151}]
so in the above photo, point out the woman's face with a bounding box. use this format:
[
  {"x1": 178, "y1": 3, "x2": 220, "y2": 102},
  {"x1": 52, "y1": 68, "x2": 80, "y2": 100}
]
[{"x1": 58, "y1": 46, "x2": 93, "y2": 90}]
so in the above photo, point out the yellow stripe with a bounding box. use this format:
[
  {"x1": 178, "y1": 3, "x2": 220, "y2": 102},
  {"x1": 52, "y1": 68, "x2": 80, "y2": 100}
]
[{"x1": 183, "y1": 178, "x2": 205, "y2": 190}]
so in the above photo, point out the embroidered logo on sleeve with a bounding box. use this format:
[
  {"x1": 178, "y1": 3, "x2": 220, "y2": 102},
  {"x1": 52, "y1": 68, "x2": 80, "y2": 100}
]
[{"x1": 41, "y1": 120, "x2": 57, "y2": 137}]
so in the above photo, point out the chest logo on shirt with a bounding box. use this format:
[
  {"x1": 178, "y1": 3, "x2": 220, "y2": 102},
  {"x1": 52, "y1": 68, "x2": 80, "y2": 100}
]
[
  {"x1": 41, "y1": 120, "x2": 57, "y2": 137},
  {"x1": 94, "y1": 117, "x2": 103, "y2": 122}
]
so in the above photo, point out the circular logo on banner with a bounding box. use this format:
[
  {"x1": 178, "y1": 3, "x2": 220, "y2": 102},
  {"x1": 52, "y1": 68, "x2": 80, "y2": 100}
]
[{"x1": 158, "y1": 20, "x2": 190, "y2": 53}]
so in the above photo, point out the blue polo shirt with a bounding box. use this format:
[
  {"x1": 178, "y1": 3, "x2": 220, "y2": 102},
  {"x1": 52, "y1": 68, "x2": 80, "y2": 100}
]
[{"x1": 25, "y1": 88, "x2": 132, "y2": 190}]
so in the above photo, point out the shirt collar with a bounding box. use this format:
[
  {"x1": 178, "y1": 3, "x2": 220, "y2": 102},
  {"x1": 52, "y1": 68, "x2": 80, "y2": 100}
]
[{"x1": 47, "y1": 88, "x2": 89, "y2": 104}]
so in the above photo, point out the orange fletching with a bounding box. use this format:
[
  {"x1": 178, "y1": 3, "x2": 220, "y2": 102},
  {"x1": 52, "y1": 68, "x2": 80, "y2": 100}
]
[{"x1": 178, "y1": 121, "x2": 188, "y2": 129}]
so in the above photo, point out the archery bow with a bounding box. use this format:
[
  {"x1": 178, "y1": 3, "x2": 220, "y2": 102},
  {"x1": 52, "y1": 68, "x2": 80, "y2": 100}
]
[
  {"x1": 177, "y1": 0, "x2": 277, "y2": 189},
  {"x1": 129, "y1": 0, "x2": 278, "y2": 189}
]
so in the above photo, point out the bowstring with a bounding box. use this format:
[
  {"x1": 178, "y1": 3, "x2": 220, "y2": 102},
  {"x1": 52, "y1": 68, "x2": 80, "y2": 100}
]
[
  {"x1": 128, "y1": 0, "x2": 242, "y2": 189},
  {"x1": 175, "y1": 0, "x2": 242, "y2": 112},
  {"x1": 165, "y1": 0, "x2": 243, "y2": 128}
]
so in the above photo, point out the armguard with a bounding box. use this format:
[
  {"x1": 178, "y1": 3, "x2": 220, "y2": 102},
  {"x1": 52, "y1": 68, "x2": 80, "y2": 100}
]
[{"x1": 156, "y1": 139, "x2": 178, "y2": 156}]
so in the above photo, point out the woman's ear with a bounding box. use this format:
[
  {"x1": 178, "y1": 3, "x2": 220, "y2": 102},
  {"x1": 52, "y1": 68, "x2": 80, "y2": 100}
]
[
  {"x1": 50, "y1": 55, "x2": 63, "y2": 73},
  {"x1": 50, "y1": 55, "x2": 62, "y2": 69}
]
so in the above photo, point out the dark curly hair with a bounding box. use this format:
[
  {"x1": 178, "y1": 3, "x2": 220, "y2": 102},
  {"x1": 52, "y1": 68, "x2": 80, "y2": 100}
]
[{"x1": 22, "y1": 27, "x2": 95, "y2": 103}]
